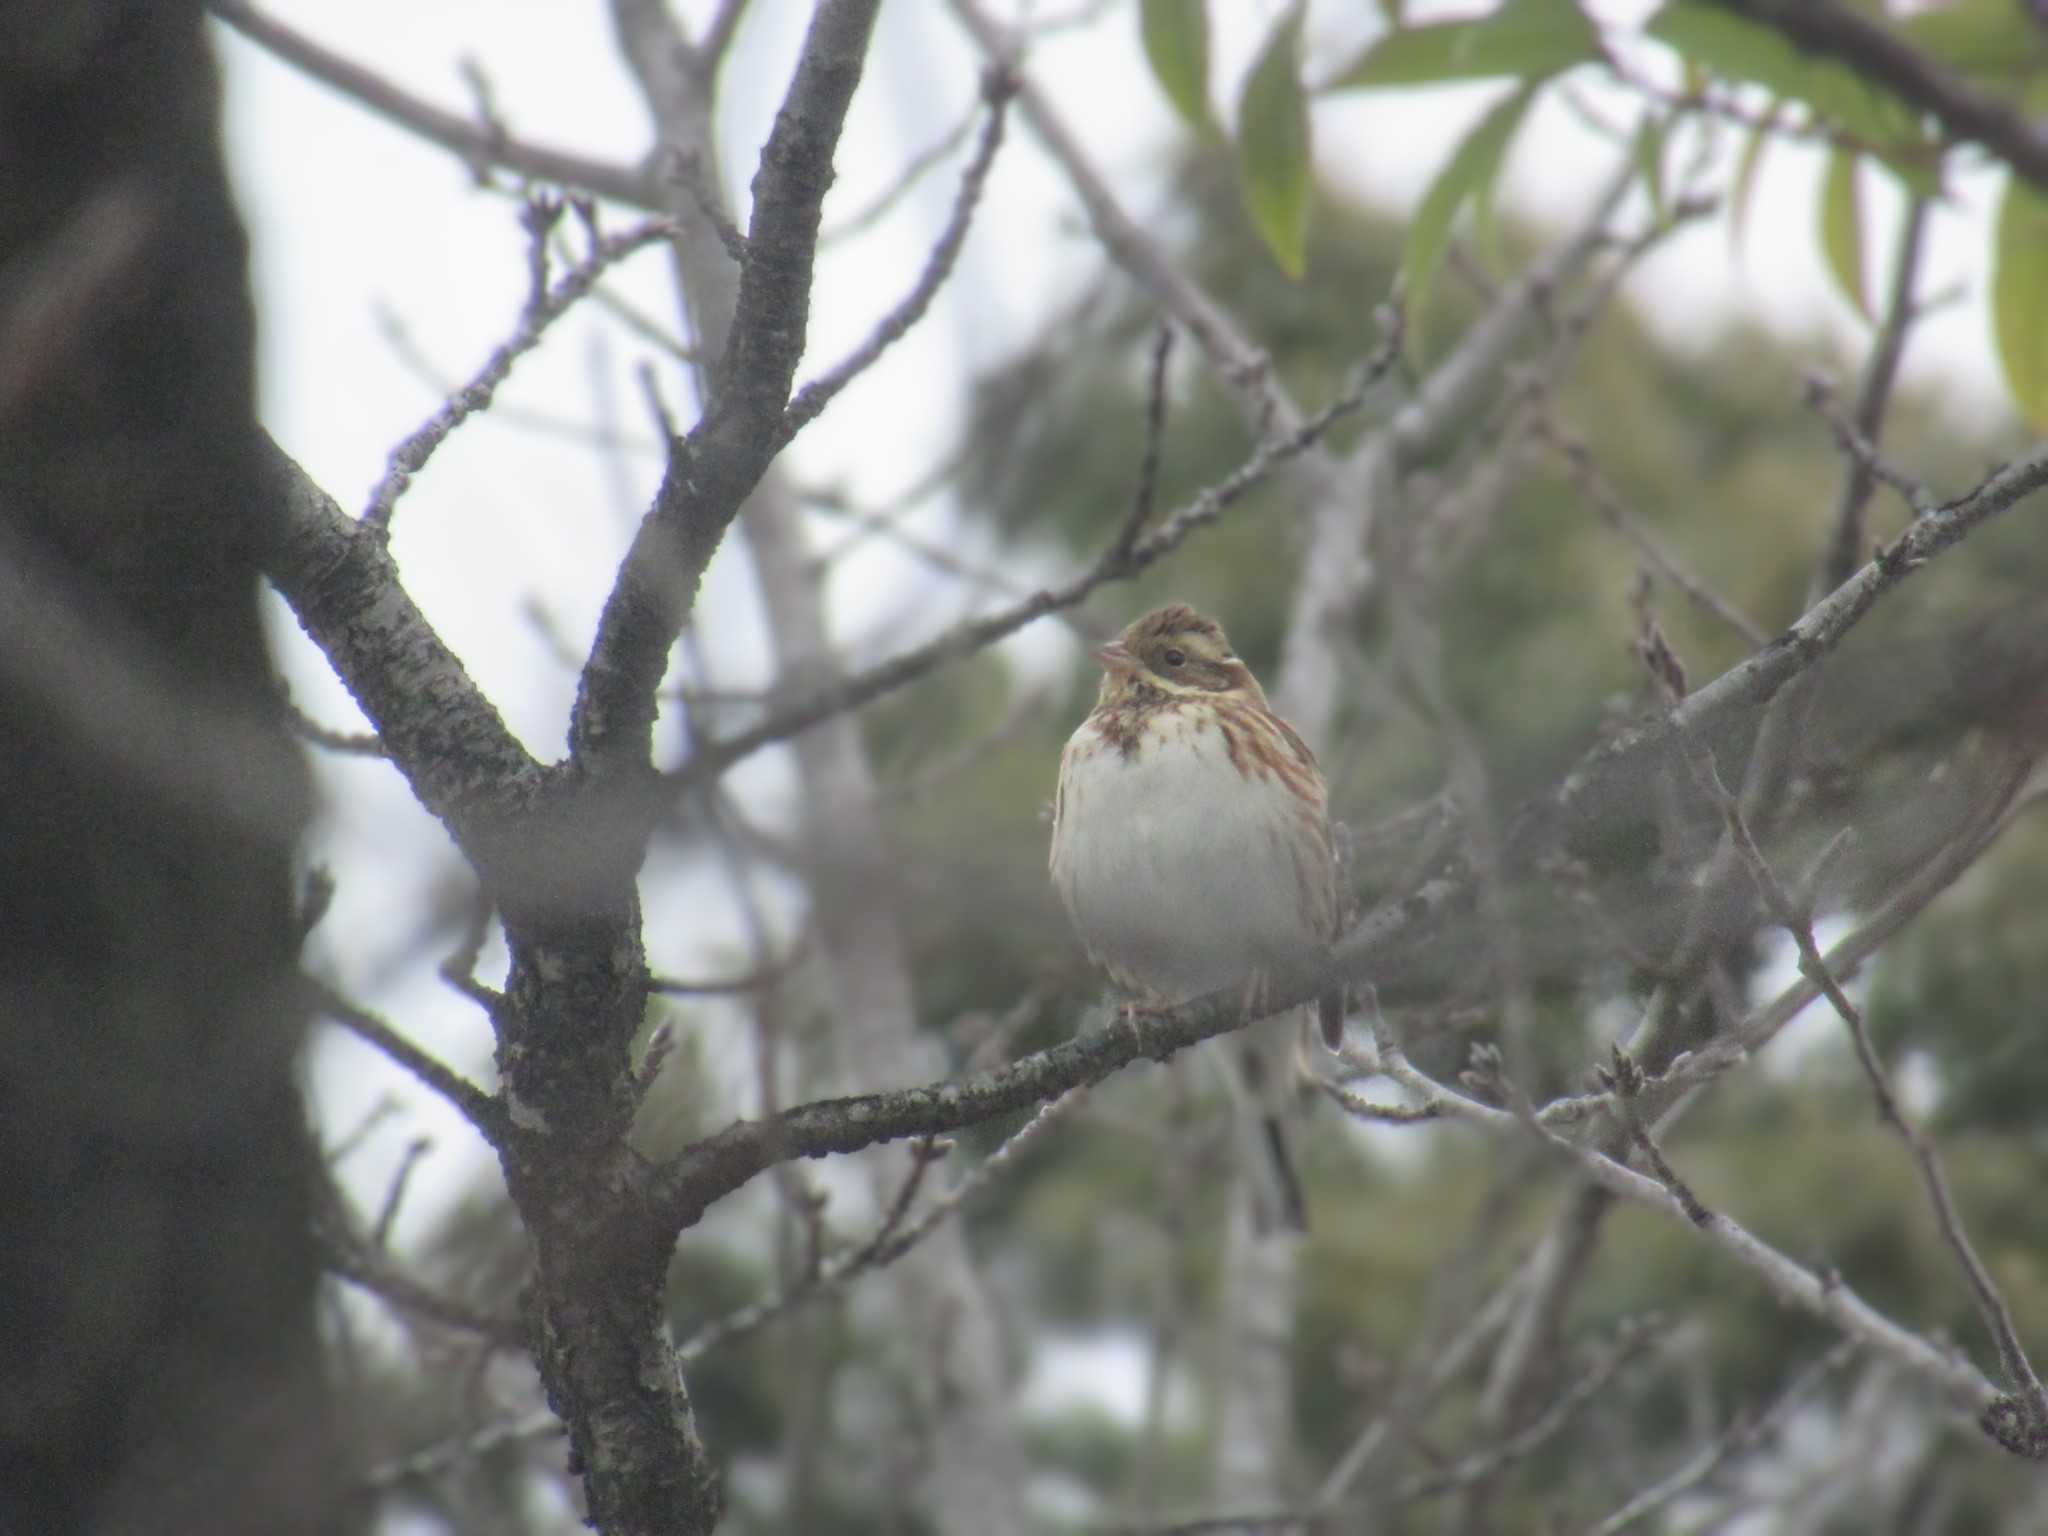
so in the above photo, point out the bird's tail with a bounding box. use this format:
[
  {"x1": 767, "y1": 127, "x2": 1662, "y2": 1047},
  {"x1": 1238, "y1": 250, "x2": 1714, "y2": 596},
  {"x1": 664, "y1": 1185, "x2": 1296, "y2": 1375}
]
[{"x1": 1232, "y1": 1012, "x2": 1314, "y2": 1234}]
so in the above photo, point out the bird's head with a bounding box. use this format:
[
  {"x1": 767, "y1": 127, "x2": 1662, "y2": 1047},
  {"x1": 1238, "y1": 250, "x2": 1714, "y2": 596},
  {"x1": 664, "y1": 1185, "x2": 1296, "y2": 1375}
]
[{"x1": 1092, "y1": 604, "x2": 1267, "y2": 707}]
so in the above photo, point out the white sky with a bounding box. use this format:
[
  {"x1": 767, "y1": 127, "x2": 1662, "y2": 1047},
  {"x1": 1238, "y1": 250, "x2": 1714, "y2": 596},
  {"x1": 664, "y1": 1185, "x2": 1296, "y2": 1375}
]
[{"x1": 212, "y1": 0, "x2": 2021, "y2": 1421}]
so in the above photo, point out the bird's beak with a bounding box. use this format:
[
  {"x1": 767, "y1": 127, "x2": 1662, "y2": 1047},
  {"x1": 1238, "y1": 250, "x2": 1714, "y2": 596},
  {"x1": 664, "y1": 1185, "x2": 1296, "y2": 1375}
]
[{"x1": 1092, "y1": 640, "x2": 1137, "y2": 674}]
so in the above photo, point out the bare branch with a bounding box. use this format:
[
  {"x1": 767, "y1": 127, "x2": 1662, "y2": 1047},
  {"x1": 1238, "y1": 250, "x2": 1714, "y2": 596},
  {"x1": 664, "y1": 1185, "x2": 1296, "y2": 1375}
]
[
  {"x1": 654, "y1": 873, "x2": 1454, "y2": 1230},
  {"x1": 208, "y1": 2, "x2": 657, "y2": 206},
  {"x1": 315, "y1": 1226, "x2": 525, "y2": 1350},
  {"x1": 370, "y1": 1135, "x2": 433, "y2": 1249},
  {"x1": 674, "y1": 336, "x2": 1399, "y2": 786},
  {"x1": 278, "y1": 690, "x2": 386, "y2": 757},
  {"x1": 649, "y1": 950, "x2": 804, "y2": 996},
  {"x1": 1393, "y1": 1318, "x2": 1664, "y2": 1503},
  {"x1": 1368, "y1": 1027, "x2": 2001, "y2": 1422},
  {"x1": 1599, "y1": 1049, "x2": 1712, "y2": 1228},
  {"x1": 1552, "y1": 442, "x2": 2048, "y2": 834},
  {"x1": 698, "y1": 0, "x2": 752, "y2": 73},
  {"x1": 1318, "y1": 1075, "x2": 1440, "y2": 1124},
  {"x1": 946, "y1": 0, "x2": 1300, "y2": 434},
  {"x1": 1803, "y1": 371, "x2": 1937, "y2": 517},
  {"x1": 1582, "y1": 1341, "x2": 1856, "y2": 1535},
  {"x1": 308, "y1": 979, "x2": 508, "y2": 1144},
  {"x1": 1110, "y1": 323, "x2": 1177, "y2": 566},
  {"x1": 1702, "y1": 0, "x2": 2048, "y2": 194},
  {"x1": 1680, "y1": 734, "x2": 2048, "y2": 1454},
  {"x1": 363, "y1": 210, "x2": 681, "y2": 532},
  {"x1": 1534, "y1": 414, "x2": 1769, "y2": 647},
  {"x1": 1817, "y1": 197, "x2": 1932, "y2": 593},
  {"x1": 359, "y1": 1407, "x2": 564, "y2": 1493},
  {"x1": 570, "y1": 0, "x2": 884, "y2": 772},
  {"x1": 824, "y1": 99, "x2": 981, "y2": 243},
  {"x1": 779, "y1": 68, "x2": 1013, "y2": 446},
  {"x1": 677, "y1": 1088, "x2": 1082, "y2": 1361}
]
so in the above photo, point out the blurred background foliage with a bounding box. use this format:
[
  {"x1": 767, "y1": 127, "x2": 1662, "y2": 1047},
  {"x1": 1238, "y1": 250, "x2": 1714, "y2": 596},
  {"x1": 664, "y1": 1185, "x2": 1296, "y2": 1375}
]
[{"x1": 374, "y1": 143, "x2": 2048, "y2": 1530}]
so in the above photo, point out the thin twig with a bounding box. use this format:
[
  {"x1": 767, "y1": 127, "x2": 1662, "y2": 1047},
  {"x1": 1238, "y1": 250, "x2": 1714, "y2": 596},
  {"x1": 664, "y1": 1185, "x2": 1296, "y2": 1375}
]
[
  {"x1": 1102, "y1": 1317, "x2": 1654, "y2": 1536},
  {"x1": 1702, "y1": 0, "x2": 2048, "y2": 194},
  {"x1": 1599, "y1": 1048, "x2": 1712, "y2": 1227},
  {"x1": 357, "y1": 1407, "x2": 564, "y2": 1493},
  {"x1": 1803, "y1": 372, "x2": 1937, "y2": 516},
  {"x1": 650, "y1": 947, "x2": 805, "y2": 996},
  {"x1": 437, "y1": 890, "x2": 498, "y2": 1015},
  {"x1": 1533, "y1": 414, "x2": 1769, "y2": 647},
  {"x1": 1393, "y1": 1317, "x2": 1665, "y2": 1503},
  {"x1": 1680, "y1": 736, "x2": 2048, "y2": 1453},
  {"x1": 315, "y1": 1232, "x2": 526, "y2": 1349},
  {"x1": 697, "y1": 0, "x2": 751, "y2": 71},
  {"x1": 311, "y1": 1161, "x2": 525, "y2": 1348},
  {"x1": 1111, "y1": 323, "x2": 1176, "y2": 565},
  {"x1": 947, "y1": 0, "x2": 1298, "y2": 434},
  {"x1": 362, "y1": 211, "x2": 680, "y2": 531},
  {"x1": 676, "y1": 1087, "x2": 1083, "y2": 1361},
  {"x1": 1368, "y1": 1022, "x2": 1998, "y2": 1417},
  {"x1": 279, "y1": 690, "x2": 387, "y2": 756},
  {"x1": 877, "y1": 689, "x2": 1050, "y2": 806},
  {"x1": 824, "y1": 100, "x2": 981, "y2": 243},
  {"x1": 307, "y1": 978, "x2": 507, "y2": 1143},
  {"x1": 801, "y1": 485, "x2": 1042, "y2": 600},
  {"x1": 1582, "y1": 1340, "x2": 1856, "y2": 1535},
  {"x1": 1318, "y1": 1075, "x2": 1441, "y2": 1125},
  {"x1": 779, "y1": 69, "x2": 1014, "y2": 444},
  {"x1": 677, "y1": 331, "x2": 1402, "y2": 788},
  {"x1": 209, "y1": 2, "x2": 656, "y2": 206},
  {"x1": 371, "y1": 1135, "x2": 433, "y2": 1249},
  {"x1": 1553, "y1": 442, "x2": 2048, "y2": 831},
  {"x1": 1816, "y1": 197, "x2": 1931, "y2": 594}
]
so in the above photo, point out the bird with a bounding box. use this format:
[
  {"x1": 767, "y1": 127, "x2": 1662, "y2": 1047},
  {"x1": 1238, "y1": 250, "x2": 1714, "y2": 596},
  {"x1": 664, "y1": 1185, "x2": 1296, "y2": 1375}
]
[{"x1": 1049, "y1": 603, "x2": 1345, "y2": 1231}]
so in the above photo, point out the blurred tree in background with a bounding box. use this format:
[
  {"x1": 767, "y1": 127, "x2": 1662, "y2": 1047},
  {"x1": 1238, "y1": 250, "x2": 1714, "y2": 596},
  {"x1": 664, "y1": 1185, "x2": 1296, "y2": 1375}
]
[{"x1": 20, "y1": 1, "x2": 2048, "y2": 1532}]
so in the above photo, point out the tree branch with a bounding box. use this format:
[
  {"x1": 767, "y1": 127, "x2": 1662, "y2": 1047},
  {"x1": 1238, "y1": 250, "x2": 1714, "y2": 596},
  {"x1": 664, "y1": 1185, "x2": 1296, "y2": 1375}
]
[
  {"x1": 308, "y1": 979, "x2": 508, "y2": 1144},
  {"x1": 673, "y1": 342, "x2": 1396, "y2": 786},
  {"x1": 778, "y1": 68, "x2": 1013, "y2": 446},
  {"x1": 256, "y1": 436, "x2": 546, "y2": 876},
  {"x1": 1549, "y1": 442, "x2": 2048, "y2": 841},
  {"x1": 569, "y1": 0, "x2": 883, "y2": 773},
  {"x1": 1703, "y1": 0, "x2": 2048, "y2": 194},
  {"x1": 1365, "y1": 1029, "x2": 2002, "y2": 1424},
  {"x1": 676, "y1": 1088, "x2": 1082, "y2": 1362},
  {"x1": 208, "y1": 1, "x2": 658, "y2": 207},
  {"x1": 363, "y1": 209, "x2": 683, "y2": 532},
  {"x1": 652, "y1": 875, "x2": 1459, "y2": 1230},
  {"x1": 1683, "y1": 736, "x2": 2048, "y2": 1454}
]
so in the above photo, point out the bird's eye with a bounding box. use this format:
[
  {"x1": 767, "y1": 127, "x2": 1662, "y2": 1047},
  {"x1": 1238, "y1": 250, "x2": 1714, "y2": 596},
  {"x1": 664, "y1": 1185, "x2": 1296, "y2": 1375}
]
[{"x1": 1162, "y1": 648, "x2": 1186, "y2": 667}]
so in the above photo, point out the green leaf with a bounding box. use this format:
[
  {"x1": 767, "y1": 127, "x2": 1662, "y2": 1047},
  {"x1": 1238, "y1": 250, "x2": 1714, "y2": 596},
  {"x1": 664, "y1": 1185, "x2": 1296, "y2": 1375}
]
[
  {"x1": 1331, "y1": 0, "x2": 1601, "y2": 91},
  {"x1": 1237, "y1": 6, "x2": 1312, "y2": 278},
  {"x1": 1141, "y1": 0, "x2": 1212, "y2": 132},
  {"x1": 1992, "y1": 173, "x2": 2048, "y2": 431},
  {"x1": 1403, "y1": 85, "x2": 1537, "y2": 347},
  {"x1": 1728, "y1": 98, "x2": 1779, "y2": 257},
  {"x1": 1647, "y1": 1, "x2": 1935, "y2": 187},
  {"x1": 1819, "y1": 145, "x2": 1870, "y2": 323}
]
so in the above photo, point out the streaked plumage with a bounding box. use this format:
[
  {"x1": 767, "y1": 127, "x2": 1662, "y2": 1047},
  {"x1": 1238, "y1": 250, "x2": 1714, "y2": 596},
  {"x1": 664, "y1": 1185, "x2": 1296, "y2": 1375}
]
[{"x1": 1049, "y1": 604, "x2": 1344, "y2": 1229}]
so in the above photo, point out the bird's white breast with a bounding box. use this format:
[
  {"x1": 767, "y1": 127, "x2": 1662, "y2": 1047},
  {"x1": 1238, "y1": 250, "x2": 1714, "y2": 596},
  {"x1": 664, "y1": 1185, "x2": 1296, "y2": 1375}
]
[{"x1": 1051, "y1": 708, "x2": 1324, "y2": 1002}]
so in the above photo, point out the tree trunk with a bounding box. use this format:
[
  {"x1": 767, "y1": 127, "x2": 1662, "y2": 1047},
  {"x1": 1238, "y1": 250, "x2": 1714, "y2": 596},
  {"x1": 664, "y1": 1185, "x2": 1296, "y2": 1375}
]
[{"x1": 0, "y1": 6, "x2": 334, "y2": 1530}]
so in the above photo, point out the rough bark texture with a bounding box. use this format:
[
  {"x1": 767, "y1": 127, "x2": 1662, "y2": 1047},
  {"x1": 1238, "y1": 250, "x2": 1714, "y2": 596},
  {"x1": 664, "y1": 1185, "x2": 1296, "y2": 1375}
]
[
  {"x1": 254, "y1": 5, "x2": 884, "y2": 1530},
  {"x1": 606, "y1": 0, "x2": 1031, "y2": 1520},
  {"x1": 0, "y1": 5, "x2": 336, "y2": 1531}
]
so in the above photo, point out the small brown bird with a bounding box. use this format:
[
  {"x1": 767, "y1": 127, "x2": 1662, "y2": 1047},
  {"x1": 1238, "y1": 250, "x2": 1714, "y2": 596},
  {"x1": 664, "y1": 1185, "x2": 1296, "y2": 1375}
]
[{"x1": 1049, "y1": 604, "x2": 1344, "y2": 1230}]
